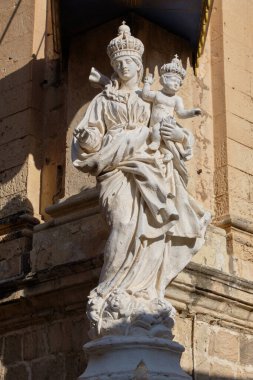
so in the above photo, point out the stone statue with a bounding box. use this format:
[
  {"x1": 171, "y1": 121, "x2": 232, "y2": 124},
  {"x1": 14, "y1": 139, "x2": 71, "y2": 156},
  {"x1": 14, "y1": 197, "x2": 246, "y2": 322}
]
[{"x1": 72, "y1": 22, "x2": 210, "y2": 342}]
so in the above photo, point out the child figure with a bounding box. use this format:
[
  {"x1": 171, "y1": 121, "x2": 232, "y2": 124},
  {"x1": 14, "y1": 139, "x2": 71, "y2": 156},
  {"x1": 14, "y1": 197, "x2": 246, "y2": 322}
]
[{"x1": 142, "y1": 55, "x2": 201, "y2": 161}]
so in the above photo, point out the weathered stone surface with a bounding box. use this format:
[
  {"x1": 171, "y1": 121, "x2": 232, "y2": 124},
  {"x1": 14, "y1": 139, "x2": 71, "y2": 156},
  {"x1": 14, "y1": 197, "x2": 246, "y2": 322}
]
[
  {"x1": 192, "y1": 225, "x2": 229, "y2": 273},
  {"x1": 228, "y1": 138, "x2": 253, "y2": 176},
  {"x1": 214, "y1": 166, "x2": 228, "y2": 197},
  {"x1": 228, "y1": 166, "x2": 253, "y2": 202},
  {"x1": 48, "y1": 321, "x2": 72, "y2": 354},
  {"x1": 31, "y1": 213, "x2": 107, "y2": 272},
  {"x1": 0, "y1": 7, "x2": 34, "y2": 45},
  {"x1": 31, "y1": 355, "x2": 65, "y2": 380},
  {"x1": 0, "y1": 164, "x2": 28, "y2": 199},
  {"x1": 209, "y1": 361, "x2": 237, "y2": 380},
  {"x1": 0, "y1": 109, "x2": 33, "y2": 146},
  {"x1": 229, "y1": 196, "x2": 253, "y2": 227},
  {"x1": 0, "y1": 81, "x2": 33, "y2": 120},
  {"x1": 240, "y1": 334, "x2": 253, "y2": 366},
  {"x1": 3, "y1": 334, "x2": 22, "y2": 365},
  {"x1": 208, "y1": 328, "x2": 239, "y2": 362},
  {"x1": 0, "y1": 191, "x2": 33, "y2": 219},
  {"x1": 173, "y1": 315, "x2": 193, "y2": 374},
  {"x1": 23, "y1": 328, "x2": 48, "y2": 361},
  {"x1": 227, "y1": 112, "x2": 253, "y2": 148},
  {"x1": 5, "y1": 363, "x2": 30, "y2": 380},
  {"x1": 65, "y1": 352, "x2": 87, "y2": 380},
  {"x1": 0, "y1": 135, "x2": 37, "y2": 172}
]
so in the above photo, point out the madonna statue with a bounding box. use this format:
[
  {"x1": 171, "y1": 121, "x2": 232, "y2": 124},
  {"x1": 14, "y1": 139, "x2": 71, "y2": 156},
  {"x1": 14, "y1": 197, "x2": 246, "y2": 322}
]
[{"x1": 72, "y1": 22, "x2": 210, "y2": 340}]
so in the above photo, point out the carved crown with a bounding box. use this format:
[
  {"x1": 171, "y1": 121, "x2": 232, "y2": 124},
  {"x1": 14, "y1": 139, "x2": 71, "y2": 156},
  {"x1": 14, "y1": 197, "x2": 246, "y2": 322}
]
[
  {"x1": 107, "y1": 22, "x2": 144, "y2": 61},
  {"x1": 160, "y1": 55, "x2": 186, "y2": 80}
]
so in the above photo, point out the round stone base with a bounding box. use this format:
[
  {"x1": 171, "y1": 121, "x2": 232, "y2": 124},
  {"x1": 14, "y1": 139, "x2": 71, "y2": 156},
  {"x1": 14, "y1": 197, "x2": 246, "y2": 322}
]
[{"x1": 79, "y1": 336, "x2": 191, "y2": 379}]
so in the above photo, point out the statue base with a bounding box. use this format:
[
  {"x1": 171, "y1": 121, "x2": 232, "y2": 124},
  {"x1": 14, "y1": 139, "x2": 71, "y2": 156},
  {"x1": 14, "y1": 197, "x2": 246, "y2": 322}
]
[{"x1": 79, "y1": 336, "x2": 191, "y2": 380}]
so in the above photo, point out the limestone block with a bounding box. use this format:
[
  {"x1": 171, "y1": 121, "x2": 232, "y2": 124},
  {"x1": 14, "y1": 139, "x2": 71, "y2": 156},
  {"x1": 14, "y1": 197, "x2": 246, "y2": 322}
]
[
  {"x1": 228, "y1": 138, "x2": 253, "y2": 176},
  {"x1": 224, "y1": 37, "x2": 253, "y2": 74},
  {"x1": 0, "y1": 58, "x2": 32, "y2": 93},
  {"x1": 214, "y1": 166, "x2": 228, "y2": 197},
  {"x1": 0, "y1": 81, "x2": 32, "y2": 120},
  {"x1": 3, "y1": 334, "x2": 22, "y2": 365},
  {"x1": 48, "y1": 321, "x2": 73, "y2": 354},
  {"x1": 209, "y1": 361, "x2": 237, "y2": 379},
  {"x1": 229, "y1": 196, "x2": 253, "y2": 225},
  {"x1": 48, "y1": 317, "x2": 88, "y2": 355},
  {"x1": 240, "y1": 334, "x2": 253, "y2": 366},
  {"x1": 0, "y1": 0, "x2": 34, "y2": 13},
  {"x1": 173, "y1": 316, "x2": 193, "y2": 374},
  {"x1": 192, "y1": 225, "x2": 229, "y2": 273},
  {"x1": 228, "y1": 166, "x2": 252, "y2": 202},
  {"x1": 208, "y1": 327, "x2": 239, "y2": 362},
  {"x1": 31, "y1": 213, "x2": 107, "y2": 272},
  {"x1": 227, "y1": 89, "x2": 253, "y2": 124},
  {"x1": 0, "y1": 164, "x2": 28, "y2": 198},
  {"x1": 65, "y1": 352, "x2": 87, "y2": 380},
  {"x1": 211, "y1": 39, "x2": 225, "y2": 67},
  {"x1": 213, "y1": 137, "x2": 227, "y2": 169},
  {"x1": 193, "y1": 320, "x2": 210, "y2": 378},
  {"x1": 224, "y1": 225, "x2": 253, "y2": 282},
  {"x1": 230, "y1": 228, "x2": 253, "y2": 260},
  {"x1": 0, "y1": 109, "x2": 33, "y2": 146},
  {"x1": 5, "y1": 364, "x2": 30, "y2": 380},
  {"x1": 0, "y1": 7, "x2": 34, "y2": 45},
  {"x1": 0, "y1": 135, "x2": 39, "y2": 172},
  {"x1": 31, "y1": 354, "x2": 65, "y2": 380},
  {"x1": 223, "y1": 0, "x2": 253, "y2": 48},
  {"x1": 225, "y1": 63, "x2": 251, "y2": 96},
  {"x1": 227, "y1": 112, "x2": 253, "y2": 149},
  {"x1": 0, "y1": 36, "x2": 33, "y2": 67},
  {"x1": 212, "y1": 86, "x2": 226, "y2": 117},
  {"x1": 71, "y1": 317, "x2": 90, "y2": 352},
  {"x1": 0, "y1": 236, "x2": 30, "y2": 281},
  {"x1": 0, "y1": 192, "x2": 33, "y2": 219},
  {"x1": 23, "y1": 328, "x2": 48, "y2": 361},
  {"x1": 64, "y1": 160, "x2": 96, "y2": 197},
  {"x1": 237, "y1": 368, "x2": 253, "y2": 380}
]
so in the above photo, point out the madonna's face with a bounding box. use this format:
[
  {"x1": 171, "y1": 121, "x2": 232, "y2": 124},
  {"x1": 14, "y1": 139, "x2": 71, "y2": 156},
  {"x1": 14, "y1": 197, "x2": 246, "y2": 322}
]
[{"x1": 112, "y1": 56, "x2": 139, "y2": 81}]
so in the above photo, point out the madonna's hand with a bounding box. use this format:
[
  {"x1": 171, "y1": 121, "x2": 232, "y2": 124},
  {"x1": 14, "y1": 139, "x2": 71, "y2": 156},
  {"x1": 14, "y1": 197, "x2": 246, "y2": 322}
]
[{"x1": 160, "y1": 122, "x2": 185, "y2": 143}]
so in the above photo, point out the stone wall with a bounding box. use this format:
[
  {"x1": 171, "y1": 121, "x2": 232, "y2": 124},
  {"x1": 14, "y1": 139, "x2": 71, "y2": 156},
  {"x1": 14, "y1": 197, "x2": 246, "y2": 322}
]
[{"x1": 1, "y1": 0, "x2": 253, "y2": 379}]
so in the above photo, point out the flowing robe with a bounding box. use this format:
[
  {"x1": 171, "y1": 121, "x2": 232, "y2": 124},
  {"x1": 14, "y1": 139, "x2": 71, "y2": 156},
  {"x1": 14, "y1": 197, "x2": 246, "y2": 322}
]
[{"x1": 72, "y1": 86, "x2": 209, "y2": 302}]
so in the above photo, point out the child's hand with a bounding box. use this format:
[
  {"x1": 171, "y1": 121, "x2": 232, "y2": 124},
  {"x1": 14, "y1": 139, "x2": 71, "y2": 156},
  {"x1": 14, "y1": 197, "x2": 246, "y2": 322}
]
[
  {"x1": 161, "y1": 122, "x2": 185, "y2": 143},
  {"x1": 144, "y1": 73, "x2": 154, "y2": 85},
  {"x1": 193, "y1": 108, "x2": 201, "y2": 116}
]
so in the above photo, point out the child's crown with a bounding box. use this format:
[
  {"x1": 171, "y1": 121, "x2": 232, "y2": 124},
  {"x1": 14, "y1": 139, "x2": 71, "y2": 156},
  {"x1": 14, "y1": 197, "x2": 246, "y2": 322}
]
[{"x1": 160, "y1": 55, "x2": 186, "y2": 80}]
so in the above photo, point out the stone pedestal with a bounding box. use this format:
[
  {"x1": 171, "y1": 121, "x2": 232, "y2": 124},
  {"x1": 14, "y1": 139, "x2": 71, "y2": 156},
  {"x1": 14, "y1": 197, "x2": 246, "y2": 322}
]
[{"x1": 79, "y1": 336, "x2": 191, "y2": 380}]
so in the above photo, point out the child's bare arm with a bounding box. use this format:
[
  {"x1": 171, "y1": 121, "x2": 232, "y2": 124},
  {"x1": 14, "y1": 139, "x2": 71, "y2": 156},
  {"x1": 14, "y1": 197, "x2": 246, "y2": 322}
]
[
  {"x1": 142, "y1": 74, "x2": 156, "y2": 102},
  {"x1": 175, "y1": 96, "x2": 201, "y2": 119}
]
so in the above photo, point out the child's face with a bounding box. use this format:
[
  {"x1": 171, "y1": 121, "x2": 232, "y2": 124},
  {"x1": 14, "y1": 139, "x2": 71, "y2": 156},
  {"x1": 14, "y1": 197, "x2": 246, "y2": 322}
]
[{"x1": 161, "y1": 74, "x2": 181, "y2": 93}]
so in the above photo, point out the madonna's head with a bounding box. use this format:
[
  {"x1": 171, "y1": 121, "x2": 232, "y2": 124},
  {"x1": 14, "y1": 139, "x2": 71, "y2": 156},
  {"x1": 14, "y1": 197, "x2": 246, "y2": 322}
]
[{"x1": 107, "y1": 22, "x2": 144, "y2": 84}]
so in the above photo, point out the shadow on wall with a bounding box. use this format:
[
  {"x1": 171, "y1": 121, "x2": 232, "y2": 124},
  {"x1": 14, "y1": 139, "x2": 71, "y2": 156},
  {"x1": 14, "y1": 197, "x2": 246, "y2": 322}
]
[
  {"x1": 0, "y1": 56, "x2": 67, "y2": 216},
  {"x1": 0, "y1": 194, "x2": 34, "y2": 222}
]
